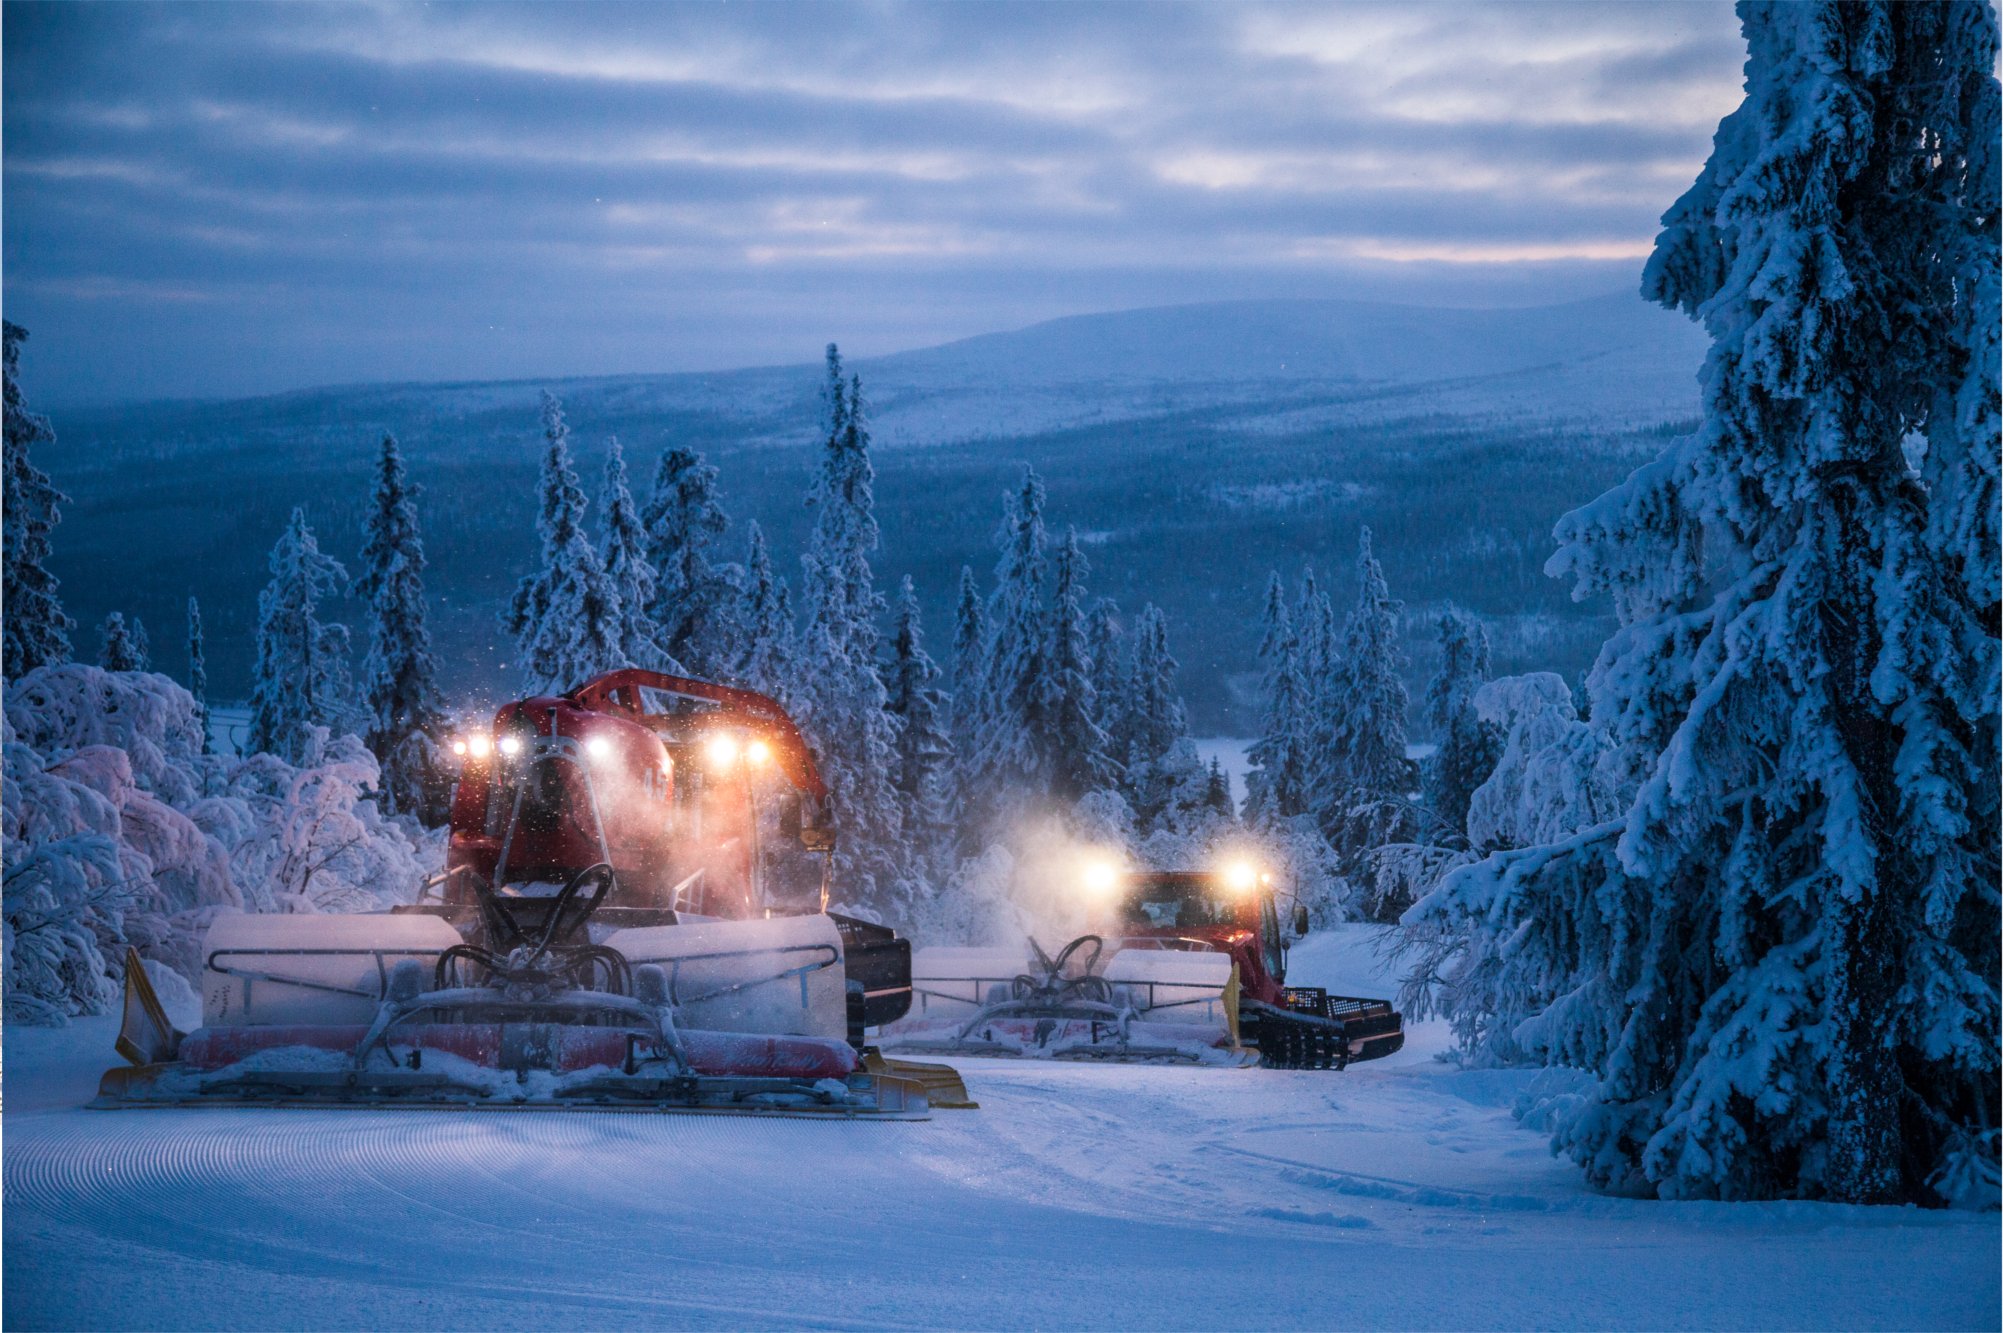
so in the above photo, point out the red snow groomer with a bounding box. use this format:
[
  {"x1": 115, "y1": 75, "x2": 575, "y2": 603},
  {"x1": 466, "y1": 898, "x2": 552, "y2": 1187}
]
[
  {"x1": 97, "y1": 670, "x2": 964, "y2": 1117},
  {"x1": 881, "y1": 860, "x2": 1403, "y2": 1068}
]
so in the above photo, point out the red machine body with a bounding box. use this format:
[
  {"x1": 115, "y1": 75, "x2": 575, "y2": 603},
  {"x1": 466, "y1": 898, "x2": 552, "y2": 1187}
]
[
  {"x1": 1112, "y1": 870, "x2": 1405, "y2": 1064},
  {"x1": 445, "y1": 670, "x2": 834, "y2": 919}
]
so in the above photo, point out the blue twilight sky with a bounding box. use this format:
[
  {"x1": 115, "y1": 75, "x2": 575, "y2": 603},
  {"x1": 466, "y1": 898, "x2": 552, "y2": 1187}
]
[{"x1": 2, "y1": 1, "x2": 1745, "y2": 406}]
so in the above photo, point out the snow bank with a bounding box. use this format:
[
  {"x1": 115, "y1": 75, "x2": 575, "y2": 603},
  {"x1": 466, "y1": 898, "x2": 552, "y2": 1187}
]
[{"x1": 2, "y1": 665, "x2": 437, "y2": 1025}]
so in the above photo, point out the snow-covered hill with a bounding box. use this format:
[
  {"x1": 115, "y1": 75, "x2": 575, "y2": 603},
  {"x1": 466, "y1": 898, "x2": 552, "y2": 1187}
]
[{"x1": 45, "y1": 292, "x2": 1705, "y2": 727}]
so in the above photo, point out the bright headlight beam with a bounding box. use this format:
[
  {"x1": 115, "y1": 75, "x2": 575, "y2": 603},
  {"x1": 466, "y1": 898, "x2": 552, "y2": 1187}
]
[
  {"x1": 745, "y1": 738, "x2": 772, "y2": 766},
  {"x1": 705, "y1": 734, "x2": 740, "y2": 768},
  {"x1": 585, "y1": 736, "x2": 612, "y2": 761},
  {"x1": 1223, "y1": 860, "x2": 1258, "y2": 893},
  {"x1": 468, "y1": 734, "x2": 493, "y2": 758},
  {"x1": 496, "y1": 735, "x2": 522, "y2": 758}
]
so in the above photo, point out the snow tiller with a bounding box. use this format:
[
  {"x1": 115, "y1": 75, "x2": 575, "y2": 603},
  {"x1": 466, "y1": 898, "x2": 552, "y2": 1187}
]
[
  {"x1": 880, "y1": 863, "x2": 1402, "y2": 1069},
  {"x1": 96, "y1": 669, "x2": 969, "y2": 1117}
]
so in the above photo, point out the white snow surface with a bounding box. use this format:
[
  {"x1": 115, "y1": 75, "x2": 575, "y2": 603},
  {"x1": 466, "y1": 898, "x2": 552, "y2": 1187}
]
[{"x1": 4, "y1": 926, "x2": 1994, "y2": 1331}]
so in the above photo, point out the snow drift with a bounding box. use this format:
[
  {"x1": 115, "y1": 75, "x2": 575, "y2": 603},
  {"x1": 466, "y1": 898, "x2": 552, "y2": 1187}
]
[{"x1": 2, "y1": 664, "x2": 436, "y2": 1025}]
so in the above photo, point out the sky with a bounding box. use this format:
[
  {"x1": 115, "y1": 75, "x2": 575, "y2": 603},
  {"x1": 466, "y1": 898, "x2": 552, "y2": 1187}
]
[{"x1": 2, "y1": 1, "x2": 1746, "y2": 406}]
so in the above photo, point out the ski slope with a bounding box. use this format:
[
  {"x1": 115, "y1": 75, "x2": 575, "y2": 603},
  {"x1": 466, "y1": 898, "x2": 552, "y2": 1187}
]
[{"x1": 5, "y1": 928, "x2": 1995, "y2": 1331}]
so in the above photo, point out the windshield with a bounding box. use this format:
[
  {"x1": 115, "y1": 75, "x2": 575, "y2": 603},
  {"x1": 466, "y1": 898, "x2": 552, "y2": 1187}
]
[{"x1": 1123, "y1": 881, "x2": 1248, "y2": 930}]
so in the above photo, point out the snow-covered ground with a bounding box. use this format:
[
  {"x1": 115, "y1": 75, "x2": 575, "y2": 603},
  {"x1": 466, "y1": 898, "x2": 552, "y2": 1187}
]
[{"x1": 5, "y1": 927, "x2": 1995, "y2": 1331}]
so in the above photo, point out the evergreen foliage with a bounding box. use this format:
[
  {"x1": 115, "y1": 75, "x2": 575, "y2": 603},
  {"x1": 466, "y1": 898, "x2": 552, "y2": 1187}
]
[
  {"x1": 599, "y1": 437, "x2": 669, "y2": 672},
  {"x1": 1410, "y1": 1, "x2": 2001, "y2": 1206},
  {"x1": 1244, "y1": 571, "x2": 1309, "y2": 824},
  {"x1": 885, "y1": 575, "x2": 953, "y2": 878},
  {"x1": 186, "y1": 597, "x2": 211, "y2": 753},
  {"x1": 734, "y1": 520, "x2": 796, "y2": 701},
  {"x1": 354, "y1": 433, "x2": 450, "y2": 821},
  {"x1": 248, "y1": 508, "x2": 354, "y2": 765},
  {"x1": 1423, "y1": 607, "x2": 1500, "y2": 840},
  {"x1": 504, "y1": 392, "x2": 624, "y2": 694},
  {"x1": 978, "y1": 467, "x2": 1054, "y2": 803},
  {"x1": 642, "y1": 444, "x2": 738, "y2": 676},
  {"x1": 1121, "y1": 604, "x2": 1205, "y2": 834},
  {"x1": 1044, "y1": 527, "x2": 1119, "y2": 801},
  {"x1": 3, "y1": 322, "x2": 73, "y2": 677},
  {"x1": 97, "y1": 613, "x2": 143, "y2": 673},
  {"x1": 794, "y1": 346, "x2": 905, "y2": 914}
]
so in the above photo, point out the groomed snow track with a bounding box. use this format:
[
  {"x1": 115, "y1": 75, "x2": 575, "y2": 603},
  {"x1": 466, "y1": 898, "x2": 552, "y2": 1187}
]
[{"x1": 6, "y1": 932, "x2": 1996, "y2": 1331}]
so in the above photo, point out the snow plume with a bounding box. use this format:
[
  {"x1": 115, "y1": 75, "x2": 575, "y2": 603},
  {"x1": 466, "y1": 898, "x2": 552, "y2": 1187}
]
[
  {"x1": 1410, "y1": 1, "x2": 2001, "y2": 1207},
  {"x1": 3, "y1": 665, "x2": 434, "y2": 1025}
]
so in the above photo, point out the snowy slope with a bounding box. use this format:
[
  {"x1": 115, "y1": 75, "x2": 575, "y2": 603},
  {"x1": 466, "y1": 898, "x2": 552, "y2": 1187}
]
[{"x1": 6, "y1": 930, "x2": 1995, "y2": 1332}]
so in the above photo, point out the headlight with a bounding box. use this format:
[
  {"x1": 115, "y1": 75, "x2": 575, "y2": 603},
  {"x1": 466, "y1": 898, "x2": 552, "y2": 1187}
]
[
  {"x1": 497, "y1": 735, "x2": 522, "y2": 758},
  {"x1": 467, "y1": 734, "x2": 493, "y2": 759},
  {"x1": 451, "y1": 739, "x2": 468, "y2": 757},
  {"x1": 745, "y1": 738, "x2": 773, "y2": 766},
  {"x1": 1081, "y1": 857, "x2": 1122, "y2": 896},
  {"x1": 585, "y1": 736, "x2": 611, "y2": 761},
  {"x1": 705, "y1": 733, "x2": 740, "y2": 769},
  {"x1": 1222, "y1": 860, "x2": 1258, "y2": 893}
]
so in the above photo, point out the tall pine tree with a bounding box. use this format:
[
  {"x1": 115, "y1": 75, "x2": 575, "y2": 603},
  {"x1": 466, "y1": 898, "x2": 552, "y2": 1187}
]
[
  {"x1": 249, "y1": 507, "x2": 354, "y2": 764},
  {"x1": 354, "y1": 432, "x2": 450, "y2": 821},
  {"x1": 1315, "y1": 528, "x2": 1416, "y2": 878},
  {"x1": 1245, "y1": 571, "x2": 1309, "y2": 824},
  {"x1": 1044, "y1": 526, "x2": 1118, "y2": 801},
  {"x1": 795, "y1": 346, "x2": 905, "y2": 914},
  {"x1": 505, "y1": 392, "x2": 624, "y2": 694},
  {"x1": 642, "y1": 445, "x2": 737, "y2": 676},
  {"x1": 1121, "y1": 603, "x2": 1205, "y2": 833},
  {"x1": 1411, "y1": 1, "x2": 2000, "y2": 1205},
  {"x1": 3, "y1": 322, "x2": 72, "y2": 677},
  {"x1": 946, "y1": 563, "x2": 990, "y2": 849},
  {"x1": 978, "y1": 466, "x2": 1052, "y2": 804},
  {"x1": 1423, "y1": 607, "x2": 1499, "y2": 840},
  {"x1": 885, "y1": 575, "x2": 952, "y2": 878},
  {"x1": 599, "y1": 437, "x2": 668, "y2": 671},
  {"x1": 97, "y1": 612, "x2": 142, "y2": 672},
  {"x1": 735, "y1": 520, "x2": 796, "y2": 701},
  {"x1": 186, "y1": 595, "x2": 211, "y2": 753}
]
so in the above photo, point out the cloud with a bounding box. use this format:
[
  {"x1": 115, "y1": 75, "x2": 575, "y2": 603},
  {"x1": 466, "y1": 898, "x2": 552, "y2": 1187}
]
[{"x1": 0, "y1": 0, "x2": 1744, "y2": 401}]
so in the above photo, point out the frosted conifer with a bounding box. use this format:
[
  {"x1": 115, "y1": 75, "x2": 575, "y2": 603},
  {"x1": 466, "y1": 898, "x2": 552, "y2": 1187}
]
[
  {"x1": 979, "y1": 466, "x2": 1052, "y2": 801},
  {"x1": 186, "y1": 596, "x2": 211, "y2": 753},
  {"x1": 1423, "y1": 608, "x2": 1499, "y2": 840},
  {"x1": 641, "y1": 445, "x2": 736, "y2": 676},
  {"x1": 3, "y1": 322, "x2": 72, "y2": 677},
  {"x1": 735, "y1": 520, "x2": 796, "y2": 700},
  {"x1": 97, "y1": 613, "x2": 142, "y2": 673},
  {"x1": 886, "y1": 576, "x2": 953, "y2": 875},
  {"x1": 794, "y1": 347, "x2": 905, "y2": 914},
  {"x1": 1245, "y1": 571, "x2": 1309, "y2": 824},
  {"x1": 249, "y1": 508, "x2": 354, "y2": 764},
  {"x1": 599, "y1": 438, "x2": 669, "y2": 672},
  {"x1": 1044, "y1": 527, "x2": 1119, "y2": 801},
  {"x1": 1410, "y1": 1, "x2": 2002, "y2": 1206},
  {"x1": 504, "y1": 393, "x2": 624, "y2": 694},
  {"x1": 354, "y1": 433, "x2": 450, "y2": 821}
]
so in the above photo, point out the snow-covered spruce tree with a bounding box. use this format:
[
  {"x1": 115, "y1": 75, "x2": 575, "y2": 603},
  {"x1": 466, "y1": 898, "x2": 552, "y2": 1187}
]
[
  {"x1": 186, "y1": 597, "x2": 211, "y2": 753},
  {"x1": 1244, "y1": 571, "x2": 1310, "y2": 825},
  {"x1": 885, "y1": 575, "x2": 953, "y2": 880},
  {"x1": 248, "y1": 508, "x2": 355, "y2": 766},
  {"x1": 1315, "y1": 529, "x2": 1418, "y2": 914},
  {"x1": 599, "y1": 437, "x2": 669, "y2": 673},
  {"x1": 1203, "y1": 758, "x2": 1233, "y2": 818},
  {"x1": 978, "y1": 466, "x2": 1054, "y2": 811},
  {"x1": 504, "y1": 392, "x2": 624, "y2": 694},
  {"x1": 1044, "y1": 527, "x2": 1119, "y2": 802},
  {"x1": 735, "y1": 520, "x2": 796, "y2": 701},
  {"x1": 97, "y1": 613, "x2": 143, "y2": 673},
  {"x1": 131, "y1": 619, "x2": 153, "y2": 672},
  {"x1": 1121, "y1": 604, "x2": 1206, "y2": 835},
  {"x1": 946, "y1": 564, "x2": 990, "y2": 850},
  {"x1": 1084, "y1": 596, "x2": 1126, "y2": 738},
  {"x1": 643, "y1": 445, "x2": 738, "y2": 677},
  {"x1": 353, "y1": 432, "x2": 450, "y2": 822},
  {"x1": 2, "y1": 322, "x2": 73, "y2": 679},
  {"x1": 1410, "y1": 1, "x2": 2000, "y2": 1206},
  {"x1": 1423, "y1": 607, "x2": 1500, "y2": 840},
  {"x1": 793, "y1": 348, "x2": 905, "y2": 915}
]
